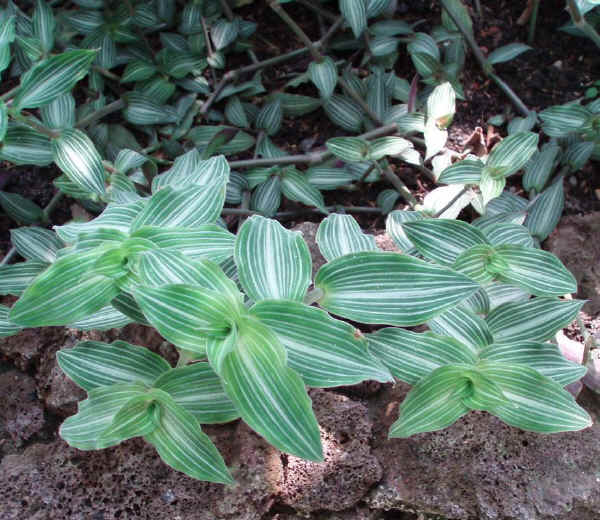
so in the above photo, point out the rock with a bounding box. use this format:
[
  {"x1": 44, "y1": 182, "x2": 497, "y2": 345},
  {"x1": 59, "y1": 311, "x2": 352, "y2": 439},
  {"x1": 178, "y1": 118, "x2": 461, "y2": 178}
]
[
  {"x1": 366, "y1": 382, "x2": 600, "y2": 520},
  {"x1": 0, "y1": 370, "x2": 45, "y2": 453},
  {"x1": 291, "y1": 222, "x2": 325, "y2": 279},
  {"x1": 546, "y1": 213, "x2": 600, "y2": 316}
]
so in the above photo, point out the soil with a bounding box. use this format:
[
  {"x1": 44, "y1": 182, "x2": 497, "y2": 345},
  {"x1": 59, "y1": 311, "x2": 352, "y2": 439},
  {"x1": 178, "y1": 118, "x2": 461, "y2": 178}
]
[{"x1": 1, "y1": 1, "x2": 600, "y2": 519}]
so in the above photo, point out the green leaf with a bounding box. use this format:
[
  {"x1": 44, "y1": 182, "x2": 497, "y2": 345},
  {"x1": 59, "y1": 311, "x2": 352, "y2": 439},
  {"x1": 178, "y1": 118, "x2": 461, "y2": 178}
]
[
  {"x1": 368, "y1": 136, "x2": 413, "y2": 160},
  {"x1": 135, "y1": 284, "x2": 238, "y2": 352},
  {"x1": 132, "y1": 225, "x2": 235, "y2": 264},
  {"x1": 14, "y1": 49, "x2": 96, "y2": 109},
  {"x1": 10, "y1": 249, "x2": 119, "y2": 327},
  {"x1": 187, "y1": 125, "x2": 255, "y2": 155},
  {"x1": 402, "y1": 219, "x2": 489, "y2": 265},
  {"x1": 323, "y1": 94, "x2": 364, "y2": 132},
  {"x1": 255, "y1": 99, "x2": 282, "y2": 136},
  {"x1": 484, "y1": 132, "x2": 539, "y2": 178},
  {"x1": 10, "y1": 227, "x2": 63, "y2": 263},
  {"x1": 41, "y1": 93, "x2": 76, "y2": 130},
  {"x1": 539, "y1": 104, "x2": 591, "y2": 137},
  {"x1": 389, "y1": 365, "x2": 470, "y2": 438},
  {"x1": 251, "y1": 175, "x2": 281, "y2": 217},
  {"x1": 211, "y1": 18, "x2": 240, "y2": 50},
  {"x1": 225, "y1": 96, "x2": 249, "y2": 128},
  {"x1": 0, "y1": 260, "x2": 48, "y2": 296},
  {"x1": 121, "y1": 60, "x2": 157, "y2": 83},
  {"x1": 281, "y1": 169, "x2": 327, "y2": 213},
  {"x1": 486, "y1": 297, "x2": 584, "y2": 343},
  {"x1": 368, "y1": 328, "x2": 477, "y2": 384},
  {"x1": 340, "y1": 0, "x2": 367, "y2": 37},
  {"x1": 251, "y1": 300, "x2": 392, "y2": 387},
  {"x1": 0, "y1": 100, "x2": 7, "y2": 141},
  {"x1": 524, "y1": 180, "x2": 564, "y2": 241},
  {"x1": 479, "y1": 166, "x2": 506, "y2": 206},
  {"x1": 0, "y1": 191, "x2": 44, "y2": 224},
  {"x1": 483, "y1": 223, "x2": 535, "y2": 248},
  {"x1": 57, "y1": 340, "x2": 170, "y2": 391},
  {"x1": 308, "y1": 57, "x2": 337, "y2": 99},
  {"x1": 144, "y1": 390, "x2": 234, "y2": 484},
  {"x1": 221, "y1": 316, "x2": 323, "y2": 461},
  {"x1": 123, "y1": 93, "x2": 178, "y2": 125},
  {"x1": 68, "y1": 305, "x2": 132, "y2": 331},
  {"x1": 478, "y1": 362, "x2": 591, "y2": 433},
  {"x1": 315, "y1": 252, "x2": 480, "y2": 326},
  {"x1": 316, "y1": 213, "x2": 377, "y2": 261},
  {"x1": 428, "y1": 306, "x2": 494, "y2": 352},
  {"x1": 131, "y1": 184, "x2": 226, "y2": 231},
  {"x1": 326, "y1": 137, "x2": 369, "y2": 162},
  {"x1": 99, "y1": 393, "x2": 159, "y2": 443},
  {"x1": 52, "y1": 128, "x2": 106, "y2": 196},
  {"x1": 153, "y1": 362, "x2": 239, "y2": 423},
  {"x1": 438, "y1": 159, "x2": 484, "y2": 184},
  {"x1": 235, "y1": 216, "x2": 312, "y2": 303},
  {"x1": 453, "y1": 244, "x2": 499, "y2": 285},
  {"x1": 275, "y1": 93, "x2": 321, "y2": 117},
  {"x1": 492, "y1": 245, "x2": 577, "y2": 297},
  {"x1": 60, "y1": 383, "x2": 148, "y2": 450},
  {"x1": 485, "y1": 282, "x2": 530, "y2": 311},
  {"x1": 487, "y1": 43, "x2": 532, "y2": 64},
  {"x1": 0, "y1": 125, "x2": 53, "y2": 166},
  {"x1": 32, "y1": 0, "x2": 55, "y2": 53},
  {"x1": 0, "y1": 305, "x2": 23, "y2": 337},
  {"x1": 479, "y1": 341, "x2": 587, "y2": 386},
  {"x1": 385, "y1": 210, "x2": 425, "y2": 253}
]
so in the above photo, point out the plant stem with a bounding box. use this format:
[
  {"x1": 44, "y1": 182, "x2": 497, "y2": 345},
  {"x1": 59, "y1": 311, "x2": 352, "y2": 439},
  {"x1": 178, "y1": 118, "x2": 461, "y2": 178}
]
[
  {"x1": 12, "y1": 112, "x2": 58, "y2": 138},
  {"x1": 527, "y1": 0, "x2": 540, "y2": 44},
  {"x1": 432, "y1": 186, "x2": 469, "y2": 217},
  {"x1": 338, "y1": 76, "x2": 383, "y2": 126},
  {"x1": 270, "y1": 1, "x2": 323, "y2": 62},
  {"x1": 474, "y1": 0, "x2": 483, "y2": 18},
  {"x1": 439, "y1": 0, "x2": 530, "y2": 116},
  {"x1": 296, "y1": 0, "x2": 338, "y2": 22},
  {"x1": 374, "y1": 162, "x2": 418, "y2": 209},
  {"x1": 567, "y1": 0, "x2": 600, "y2": 49},
  {"x1": 75, "y1": 98, "x2": 126, "y2": 129},
  {"x1": 0, "y1": 85, "x2": 19, "y2": 102}
]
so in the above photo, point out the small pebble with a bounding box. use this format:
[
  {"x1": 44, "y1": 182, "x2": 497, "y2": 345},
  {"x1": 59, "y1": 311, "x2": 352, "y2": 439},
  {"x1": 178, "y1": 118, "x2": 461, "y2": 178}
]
[
  {"x1": 569, "y1": 176, "x2": 578, "y2": 187},
  {"x1": 552, "y1": 60, "x2": 563, "y2": 70}
]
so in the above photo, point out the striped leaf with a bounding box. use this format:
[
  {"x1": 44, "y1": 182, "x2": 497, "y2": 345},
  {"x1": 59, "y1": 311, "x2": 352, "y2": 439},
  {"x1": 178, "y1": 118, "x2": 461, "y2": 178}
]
[
  {"x1": 507, "y1": 111, "x2": 538, "y2": 134},
  {"x1": 539, "y1": 104, "x2": 591, "y2": 137},
  {"x1": 9, "y1": 249, "x2": 120, "y2": 327},
  {"x1": 486, "y1": 297, "x2": 584, "y2": 343},
  {"x1": 275, "y1": 93, "x2": 321, "y2": 117},
  {"x1": 458, "y1": 287, "x2": 491, "y2": 315},
  {"x1": 487, "y1": 43, "x2": 532, "y2": 64},
  {"x1": 389, "y1": 365, "x2": 471, "y2": 437},
  {"x1": 315, "y1": 252, "x2": 480, "y2": 326},
  {"x1": 0, "y1": 100, "x2": 6, "y2": 141},
  {"x1": 123, "y1": 92, "x2": 178, "y2": 125},
  {"x1": 478, "y1": 362, "x2": 592, "y2": 433},
  {"x1": 0, "y1": 259, "x2": 48, "y2": 295},
  {"x1": 316, "y1": 213, "x2": 377, "y2": 261},
  {"x1": 144, "y1": 391, "x2": 234, "y2": 484},
  {"x1": 52, "y1": 128, "x2": 106, "y2": 196},
  {"x1": 369, "y1": 136, "x2": 412, "y2": 160},
  {"x1": 41, "y1": 93, "x2": 75, "y2": 130},
  {"x1": 131, "y1": 184, "x2": 225, "y2": 231},
  {"x1": 135, "y1": 250, "x2": 241, "y2": 303},
  {"x1": 0, "y1": 125, "x2": 53, "y2": 166},
  {"x1": 562, "y1": 141, "x2": 595, "y2": 172},
  {"x1": 402, "y1": 219, "x2": 489, "y2": 265},
  {"x1": 121, "y1": 60, "x2": 157, "y2": 83},
  {"x1": 68, "y1": 305, "x2": 132, "y2": 331},
  {"x1": 366, "y1": 70, "x2": 389, "y2": 122},
  {"x1": 524, "y1": 179, "x2": 564, "y2": 241},
  {"x1": 226, "y1": 171, "x2": 248, "y2": 204},
  {"x1": 326, "y1": 137, "x2": 369, "y2": 162},
  {"x1": 308, "y1": 57, "x2": 337, "y2": 99},
  {"x1": 479, "y1": 166, "x2": 506, "y2": 206},
  {"x1": 132, "y1": 225, "x2": 235, "y2": 264},
  {"x1": 14, "y1": 49, "x2": 96, "y2": 109},
  {"x1": 281, "y1": 169, "x2": 327, "y2": 213},
  {"x1": 57, "y1": 340, "x2": 170, "y2": 391},
  {"x1": 0, "y1": 305, "x2": 24, "y2": 337},
  {"x1": 453, "y1": 244, "x2": 497, "y2": 285},
  {"x1": 377, "y1": 189, "x2": 400, "y2": 214},
  {"x1": 323, "y1": 94, "x2": 364, "y2": 132},
  {"x1": 32, "y1": 0, "x2": 55, "y2": 53},
  {"x1": 484, "y1": 132, "x2": 539, "y2": 178},
  {"x1": 0, "y1": 191, "x2": 44, "y2": 224},
  {"x1": 187, "y1": 126, "x2": 255, "y2": 156},
  {"x1": 235, "y1": 216, "x2": 312, "y2": 303},
  {"x1": 251, "y1": 176, "x2": 282, "y2": 217},
  {"x1": 211, "y1": 17, "x2": 240, "y2": 50},
  {"x1": 385, "y1": 210, "x2": 425, "y2": 253},
  {"x1": 99, "y1": 393, "x2": 159, "y2": 443},
  {"x1": 428, "y1": 306, "x2": 494, "y2": 352},
  {"x1": 152, "y1": 153, "x2": 229, "y2": 193},
  {"x1": 255, "y1": 99, "x2": 282, "y2": 136},
  {"x1": 483, "y1": 223, "x2": 535, "y2": 248},
  {"x1": 134, "y1": 284, "x2": 237, "y2": 352},
  {"x1": 340, "y1": 0, "x2": 367, "y2": 37},
  {"x1": 423, "y1": 184, "x2": 474, "y2": 219},
  {"x1": 479, "y1": 341, "x2": 586, "y2": 386},
  {"x1": 60, "y1": 383, "x2": 148, "y2": 450},
  {"x1": 251, "y1": 299, "x2": 392, "y2": 387},
  {"x1": 225, "y1": 96, "x2": 249, "y2": 128},
  {"x1": 221, "y1": 316, "x2": 323, "y2": 461},
  {"x1": 493, "y1": 245, "x2": 577, "y2": 296},
  {"x1": 111, "y1": 292, "x2": 149, "y2": 325},
  {"x1": 153, "y1": 362, "x2": 239, "y2": 424},
  {"x1": 10, "y1": 227, "x2": 63, "y2": 263},
  {"x1": 485, "y1": 282, "x2": 530, "y2": 311},
  {"x1": 305, "y1": 166, "x2": 356, "y2": 191},
  {"x1": 368, "y1": 328, "x2": 477, "y2": 384},
  {"x1": 438, "y1": 159, "x2": 484, "y2": 184},
  {"x1": 486, "y1": 190, "x2": 528, "y2": 215}
]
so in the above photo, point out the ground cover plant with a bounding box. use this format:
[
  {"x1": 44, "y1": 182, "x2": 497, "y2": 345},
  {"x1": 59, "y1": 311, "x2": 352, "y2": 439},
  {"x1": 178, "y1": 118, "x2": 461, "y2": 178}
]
[{"x1": 0, "y1": 0, "x2": 598, "y2": 485}]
